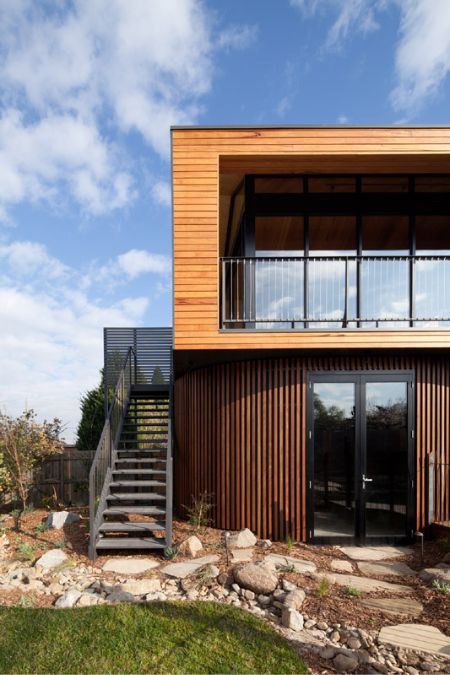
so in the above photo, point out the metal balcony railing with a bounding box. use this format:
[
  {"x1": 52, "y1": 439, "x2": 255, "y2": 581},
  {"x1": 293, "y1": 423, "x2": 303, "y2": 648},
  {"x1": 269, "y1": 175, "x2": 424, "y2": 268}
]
[{"x1": 220, "y1": 255, "x2": 450, "y2": 329}]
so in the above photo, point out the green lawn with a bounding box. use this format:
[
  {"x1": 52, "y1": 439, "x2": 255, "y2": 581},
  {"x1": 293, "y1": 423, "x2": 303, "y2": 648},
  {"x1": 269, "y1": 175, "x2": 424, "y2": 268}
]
[{"x1": 0, "y1": 601, "x2": 308, "y2": 674}]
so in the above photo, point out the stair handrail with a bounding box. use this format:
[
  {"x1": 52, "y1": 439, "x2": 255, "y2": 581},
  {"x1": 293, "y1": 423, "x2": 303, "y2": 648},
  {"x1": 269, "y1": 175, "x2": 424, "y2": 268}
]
[{"x1": 89, "y1": 346, "x2": 135, "y2": 558}]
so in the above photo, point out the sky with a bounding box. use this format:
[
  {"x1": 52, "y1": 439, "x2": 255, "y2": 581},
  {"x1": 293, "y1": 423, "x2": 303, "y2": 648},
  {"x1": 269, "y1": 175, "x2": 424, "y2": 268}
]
[{"x1": 1, "y1": 0, "x2": 450, "y2": 442}]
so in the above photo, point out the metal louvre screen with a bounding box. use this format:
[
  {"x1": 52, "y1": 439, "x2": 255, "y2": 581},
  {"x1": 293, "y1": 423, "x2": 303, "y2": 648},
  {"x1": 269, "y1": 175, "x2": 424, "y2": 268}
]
[{"x1": 104, "y1": 327, "x2": 173, "y2": 399}]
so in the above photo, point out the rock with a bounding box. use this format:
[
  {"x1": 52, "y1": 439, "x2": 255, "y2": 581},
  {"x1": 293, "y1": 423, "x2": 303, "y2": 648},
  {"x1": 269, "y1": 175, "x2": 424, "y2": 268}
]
[
  {"x1": 258, "y1": 594, "x2": 271, "y2": 606},
  {"x1": 118, "y1": 578, "x2": 161, "y2": 596},
  {"x1": 145, "y1": 591, "x2": 166, "y2": 602},
  {"x1": 361, "y1": 597, "x2": 423, "y2": 618},
  {"x1": 357, "y1": 649, "x2": 374, "y2": 664},
  {"x1": 265, "y1": 553, "x2": 317, "y2": 574},
  {"x1": 217, "y1": 570, "x2": 233, "y2": 587},
  {"x1": 372, "y1": 662, "x2": 388, "y2": 673},
  {"x1": 319, "y1": 646, "x2": 336, "y2": 660},
  {"x1": 317, "y1": 572, "x2": 412, "y2": 594},
  {"x1": 442, "y1": 552, "x2": 450, "y2": 563},
  {"x1": 316, "y1": 621, "x2": 328, "y2": 631},
  {"x1": 77, "y1": 593, "x2": 100, "y2": 607},
  {"x1": 46, "y1": 511, "x2": 80, "y2": 530},
  {"x1": 273, "y1": 589, "x2": 286, "y2": 600},
  {"x1": 35, "y1": 549, "x2": 68, "y2": 573},
  {"x1": 304, "y1": 619, "x2": 316, "y2": 629},
  {"x1": 419, "y1": 563, "x2": 450, "y2": 584},
  {"x1": 330, "y1": 630, "x2": 340, "y2": 642},
  {"x1": 162, "y1": 555, "x2": 219, "y2": 579},
  {"x1": 106, "y1": 591, "x2": 136, "y2": 604},
  {"x1": 233, "y1": 562, "x2": 278, "y2": 595},
  {"x1": 55, "y1": 589, "x2": 81, "y2": 608},
  {"x1": 178, "y1": 535, "x2": 203, "y2": 558},
  {"x1": 282, "y1": 579, "x2": 297, "y2": 592},
  {"x1": 208, "y1": 565, "x2": 219, "y2": 578},
  {"x1": 379, "y1": 624, "x2": 450, "y2": 659},
  {"x1": 102, "y1": 558, "x2": 160, "y2": 575},
  {"x1": 333, "y1": 653, "x2": 359, "y2": 672},
  {"x1": 284, "y1": 589, "x2": 305, "y2": 610},
  {"x1": 230, "y1": 548, "x2": 253, "y2": 562},
  {"x1": 331, "y1": 559, "x2": 353, "y2": 573},
  {"x1": 281, "y1": 607, "x2": 304, "y2": 631},
  {"x1": 347, "y1": 637, "x2": 362, "y2": 650},
  {"x1": 405, "y1": 667, "x2": 419, "y2": 675},
  {"x1": 227, "y1": 528, "x2": 257, "y2": 549}
]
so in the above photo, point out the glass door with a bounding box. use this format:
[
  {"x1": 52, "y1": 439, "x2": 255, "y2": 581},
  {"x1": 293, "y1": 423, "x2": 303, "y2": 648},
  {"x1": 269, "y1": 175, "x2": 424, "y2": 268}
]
[{"x1": 307, "y1": 372, "x2": 414, "y2": 544}]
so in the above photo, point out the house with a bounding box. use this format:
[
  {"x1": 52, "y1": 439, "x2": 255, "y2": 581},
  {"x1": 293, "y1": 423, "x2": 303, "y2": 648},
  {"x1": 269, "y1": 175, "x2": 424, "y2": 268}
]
[{"x1": 89, "y1": 126, "x2": 450, "y2": 558}]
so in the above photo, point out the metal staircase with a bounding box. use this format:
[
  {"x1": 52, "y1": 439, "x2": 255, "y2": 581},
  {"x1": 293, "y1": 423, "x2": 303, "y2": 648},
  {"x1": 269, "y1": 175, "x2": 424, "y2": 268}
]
[{"x1": 89, "y1": 328, "x2": 173, "y2": 559}]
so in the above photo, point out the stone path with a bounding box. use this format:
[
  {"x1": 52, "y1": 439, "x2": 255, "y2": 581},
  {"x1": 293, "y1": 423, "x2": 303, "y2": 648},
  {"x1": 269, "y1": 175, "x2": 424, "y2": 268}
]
[
  {"x1": 102, "y1": 558, "x2": 160, "y2": 574},
  {"x1": 162, "y1": 555, "x2": 219, "y2": 579},
  {"x1": 379, "y1": 624, "x2": 450, "y2": 659},
  {"x1": 230, "y1": 548, "x2": 253, "y2": 562},
  {"x1": 316, "y1": 571, "x2": 412, "y2": 594},
  {"x1": 361, "y1": 597, "x2": 423, "y2": 618},
  {"x1": 265, "y1": 554, "x2": 317, "y2": 574},
  {"x1": 339, "y1": 545, "x2": 413, "y2": 561},
  {"x1": 357, "y1": 560, "x2": 416, "y2": 577},
  {"x1": 419, "y1": 563, "x2": 450, "y2": 584}
]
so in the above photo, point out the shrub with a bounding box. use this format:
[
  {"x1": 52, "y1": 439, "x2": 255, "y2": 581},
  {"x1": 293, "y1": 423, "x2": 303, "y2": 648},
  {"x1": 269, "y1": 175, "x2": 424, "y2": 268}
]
[
  {"x1": 185, "y1": 492, "x2": 213, "y2": 530},
  {"x1": 0, "y1": 410, "x2": 63, "y2": 511},
  {"x1": 16, "y1": 542, "x2": 36, "y2": 562},
  {"x1": 342, "y1": 585, "x2": 361, "y2": 597},
  {"x1": 76, "y1": 373, "x2": 104, "y2": 459},
  {"x1": 316, "y1": 576, "x2": 331, "y2": 597}
]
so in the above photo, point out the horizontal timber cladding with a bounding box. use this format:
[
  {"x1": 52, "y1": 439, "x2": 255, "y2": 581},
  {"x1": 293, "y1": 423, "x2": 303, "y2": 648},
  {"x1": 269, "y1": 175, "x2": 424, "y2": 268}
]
[
  {"x1": 172, "y1": 126, "x2": 450, "y2": 352},
  {"x1": 173, "y1": 354, "x2": 450, "y2": 540}
]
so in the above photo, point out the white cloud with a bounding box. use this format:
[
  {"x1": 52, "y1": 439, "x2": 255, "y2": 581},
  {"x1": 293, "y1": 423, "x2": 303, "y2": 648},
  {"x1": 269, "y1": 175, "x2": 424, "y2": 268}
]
[
  {"x1": 217, "y1": 24, "x2": 258, "y2": 51},
  {"x1": 391, "y1": 0, "x2": 450, "y2": 114},
  {"x1": 151, "y1": 181, "x2": 172, "y2": 208},
  {"x1": 0, "y1": 240, "x2": 68, "y2": 279},
  {"x1": 0, "y1": 0, "x2": 256, "y2": 219},
  {"x1": 291, "y1": 0, "x2": 450, "y2": 115},
  {"x1": 117, "y1": 249, "x2": 171, "y2": 279}
]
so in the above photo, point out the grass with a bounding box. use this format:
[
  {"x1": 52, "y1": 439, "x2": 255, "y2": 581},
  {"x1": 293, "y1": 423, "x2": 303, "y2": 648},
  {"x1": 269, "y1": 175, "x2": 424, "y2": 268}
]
[
  {"x1": 316, "y1": 576, "x2": 331, "y2": 598},
  {"x1": 342, "y1": 585, "x2": 361, "y2": 598},
  {"x1": 0, "y1": 602, "x2": 308, "y2": 674}
]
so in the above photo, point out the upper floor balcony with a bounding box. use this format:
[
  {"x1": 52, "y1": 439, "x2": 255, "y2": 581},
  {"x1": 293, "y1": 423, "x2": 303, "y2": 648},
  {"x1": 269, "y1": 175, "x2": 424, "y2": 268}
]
[{"x1": 220, "y1": 254, "x2": 450, "y2": 330}]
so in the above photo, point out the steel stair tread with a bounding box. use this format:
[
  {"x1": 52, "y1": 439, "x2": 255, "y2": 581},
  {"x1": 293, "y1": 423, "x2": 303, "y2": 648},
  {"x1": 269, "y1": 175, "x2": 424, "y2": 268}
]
[
  {"x1": 103, "y1": 506, "x2": 166, "y2": 515},
  {"x1": 114, "y1": 458, "x2": 166, "y2": 464},
  {"x1": 96, "y1": 537, "x2": 166, "y2": 550},
  {"x1": 109, "y1": 480, "x2": 165, "y2": 487},
  {"x1": 99, "y1": 521, "x2": 165, "y2": 533},
  {"x1": 112, "y1": 469, "x2": 166, "y2": 475},
  {"x1": 107, "y1": 492, "x2": 166, "y2": 501}
]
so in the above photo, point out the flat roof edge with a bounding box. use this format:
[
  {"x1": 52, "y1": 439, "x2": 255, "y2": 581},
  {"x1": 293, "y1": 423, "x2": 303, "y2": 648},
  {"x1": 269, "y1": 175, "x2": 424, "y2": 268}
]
[{"x1": 171, "y1": 124, "x2": 450, "y2": 131}]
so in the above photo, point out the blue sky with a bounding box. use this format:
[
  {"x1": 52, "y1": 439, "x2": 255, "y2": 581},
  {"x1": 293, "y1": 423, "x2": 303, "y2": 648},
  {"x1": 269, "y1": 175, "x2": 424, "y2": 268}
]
[{"x1": 1, "y1": 0, "x2": 450, "y2": 440}]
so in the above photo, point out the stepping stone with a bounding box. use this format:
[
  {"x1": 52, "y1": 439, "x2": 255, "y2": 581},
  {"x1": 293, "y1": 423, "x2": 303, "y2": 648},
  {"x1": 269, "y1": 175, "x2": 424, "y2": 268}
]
[
  {"x1": 419, "y1": 563, "x2": 450, "y2": 584},
  {"x1": 162, "y1": 555, "x2": 219, "y2": 579},
  {"x1": 339, "y1": 545, "x2": 413, "y2": 561},
  {"x1": 35, "y1": 549, "x2": 69, "y2": 573},
  {"x1": 361, "y1": 597, "x2": 423, "y2": 618},
  {"x1": 379, "y1": 624, "x2": 450, "y2": 660},
  {"x1": 331, "y1": 559, "x2": 353, "y2": 573},
  {"x1": 230, "y1": 548, "x2": 253, "y2": 562},
  {"x1": 316, "y1": 572, "x2": 412, "y2": 594},
  {"x1": 102, "y1": 558, "x2": 160, "y2": 575},
  {"x1": 357, "y1": 561, "x2": 416, "y2": 577},
  {"x1": 265, "y1": 554, "x2": 317, "y2": 574}
]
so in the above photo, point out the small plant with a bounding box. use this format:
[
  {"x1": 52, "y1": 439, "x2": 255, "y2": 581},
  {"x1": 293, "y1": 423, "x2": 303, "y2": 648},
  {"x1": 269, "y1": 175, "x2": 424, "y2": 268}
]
[
  {"x1": 342, "y1": 584, "x2": 361, "y2": 597},
  {"x1": 316, "y1": 576, "x2": 331, "y2": 598},
  {"x1": 16, "y1": 542, "x2": 36, "y2": 562},
  {"x1": 439, "y1": 538, "x2": 450, "y2": 553},
  {"x1": 164, "y1": 545, "x2": 179, "y2": 560},
  {"x1": 53, "y1": 537, "x2": 66, "y2": 549},
  {"x1": 432, "y1": 578, "x2": 450, "y2": 594},
  {"x1": 286, "y1": 535, "x2": 294, "y2": 552},
  {"x1": 276, "y1": 563, "x2": 296, "y2": 573},
  {"x1": 18, "y1": 594, "x2": 34, "y2": 608},
  {"x1": 184, "y1": 492, "x2": 213, "y2": 530},
  {"x1": 35, "y1": 521, "x2": 50, "y2": 534}
]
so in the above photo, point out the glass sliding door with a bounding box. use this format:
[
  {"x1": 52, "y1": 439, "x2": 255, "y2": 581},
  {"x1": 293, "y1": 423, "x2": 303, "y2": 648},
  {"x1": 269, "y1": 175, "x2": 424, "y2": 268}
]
[{"x1": 308, "y1": 372, "x2": 414, "y2": 544}]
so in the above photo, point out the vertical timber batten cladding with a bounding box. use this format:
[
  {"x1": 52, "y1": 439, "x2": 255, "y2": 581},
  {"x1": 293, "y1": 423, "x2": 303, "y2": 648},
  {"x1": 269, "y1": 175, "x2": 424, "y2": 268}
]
[
  {"x1": 172, "y1": 126, "x2": 450, "y2": 351},
  {"x1": 174, "y1": 355, "x2": 450, "y2": 541}
]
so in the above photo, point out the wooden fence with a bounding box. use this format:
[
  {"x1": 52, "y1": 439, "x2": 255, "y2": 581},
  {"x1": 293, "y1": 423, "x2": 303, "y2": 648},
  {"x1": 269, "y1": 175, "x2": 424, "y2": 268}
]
[{"x1": 1, "y1": 445, "x2": 93, "y2": 508}]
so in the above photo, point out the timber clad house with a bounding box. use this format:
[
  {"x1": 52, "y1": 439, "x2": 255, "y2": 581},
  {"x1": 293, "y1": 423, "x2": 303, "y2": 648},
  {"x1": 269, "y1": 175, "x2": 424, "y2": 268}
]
[{"x1": 89, "y1": 126, "x2": 450, "y2": 558}]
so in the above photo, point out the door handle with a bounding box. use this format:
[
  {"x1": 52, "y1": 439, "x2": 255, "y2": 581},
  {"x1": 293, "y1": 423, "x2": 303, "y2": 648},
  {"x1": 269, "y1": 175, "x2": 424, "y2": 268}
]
[{"x1": 362, "y1": 474, "x2": 373, "y2": 489}]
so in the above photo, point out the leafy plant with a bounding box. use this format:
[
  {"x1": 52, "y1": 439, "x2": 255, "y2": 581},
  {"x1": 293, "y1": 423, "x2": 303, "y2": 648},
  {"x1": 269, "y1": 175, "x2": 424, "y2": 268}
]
[
  {"x1": 76, "y1": 371, "x2": 105, "y2": 462},
  {"x1": 35, "y1": 521, "x2": 50, "y2": 534},
  {"x1": 432, "y1": 578, "x2": 450, "y2": 594},
  {"x1": 164, "y1": 545, "x2": 179, "y2": 560},
  {"x1": 16, "y1": 542, "x2": 36, "y2": 562},
  {"x1": 342, "y1": 585, "x2": 361, "y2": 597},
  {"x1": 53, "y1": 537, "x2": 66, "y2": 549},
  {"x1": 0, "y1": 410, "x2": 63, "y2": 511},
  {"x1": 316, "y1": 576, "x2": 331, "y2": 598},
  {"x1": 18, "y1": 595, "x2": 34, "y2": 608},
  {"x1": 184, "y1": 492, "x2": 213, "y2": 530}
]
